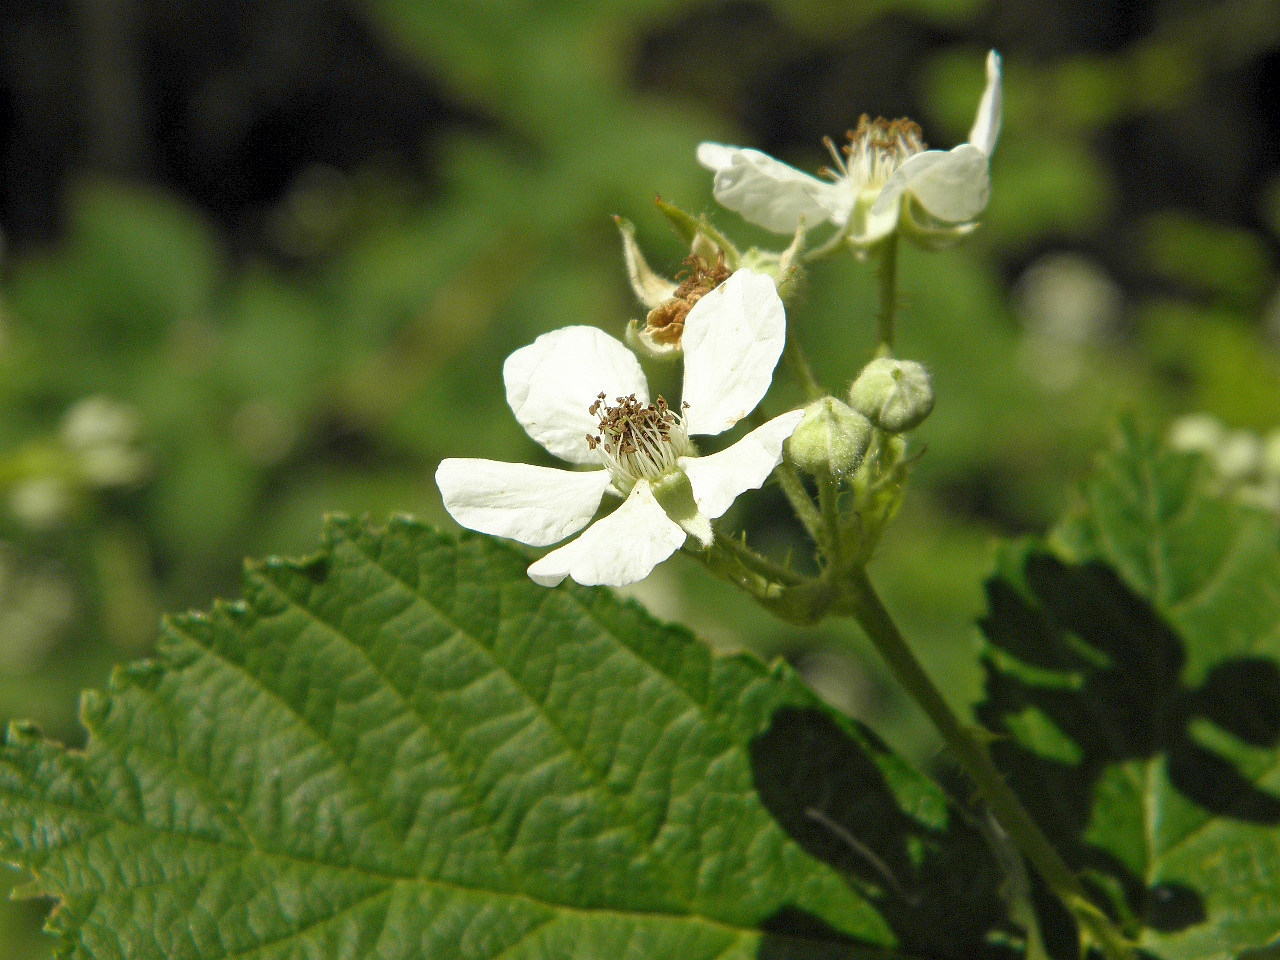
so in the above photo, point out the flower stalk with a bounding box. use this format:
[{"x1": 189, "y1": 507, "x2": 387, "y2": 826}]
[
  {"x1": 723, "y1": 233, "x2": 1132, "y2": 953},
  {"x1": 775, "y1": 460, "x2": 825, "y2": 548},
  {"x1": 840, "y1": 569, "x2": 1137, "y2": 960},
  {"x1": 875, "y1": 232, "x2": 899, "y2": 353}
]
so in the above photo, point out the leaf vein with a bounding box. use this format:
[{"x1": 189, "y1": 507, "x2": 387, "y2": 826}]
[{"x1": 250, "y1": 570, "x2": 518, "y2": 879}]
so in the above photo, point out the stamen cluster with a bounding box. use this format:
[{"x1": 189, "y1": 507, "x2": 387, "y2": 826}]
[
  {"x1": 822, "y1": 115, "x2": 926, "y2": 189},
  {"x1": 586, "y1": 392, "x2": 692, "y2": 486}
]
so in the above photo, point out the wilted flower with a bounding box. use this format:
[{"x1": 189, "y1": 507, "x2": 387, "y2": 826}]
[{"x1": 617, "y1": 215, "x2": 733, "y2": 358}]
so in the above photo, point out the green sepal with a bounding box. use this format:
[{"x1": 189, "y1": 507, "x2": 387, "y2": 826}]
[
  {"x1": 654, "y1": 197, "x2": 740, "y2": 267},
  {"x1": 650, "y1": 470, "x2": 711, "y2": 546}
]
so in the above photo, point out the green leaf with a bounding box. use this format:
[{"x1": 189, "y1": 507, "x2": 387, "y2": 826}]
[
  {"x1": 2, "y1": 519, "x2": 1008, "y2": 960},
  {"x1": 977, "y1": 421, "x2": 1280, "y2": 959}
]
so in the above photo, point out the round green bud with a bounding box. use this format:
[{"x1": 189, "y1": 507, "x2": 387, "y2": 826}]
[
  {"x1": 849, "y1": 358, "x2": 935, "y2": 433},
  {"x1": 785, "y1": 397, "x2": 873, "y2": 478}
]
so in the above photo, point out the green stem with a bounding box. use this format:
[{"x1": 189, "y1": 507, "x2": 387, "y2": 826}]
[
  {"x1": 875, "y1": 233, "x2": 899, "y2": 354},
  {"x1": 817, "y1": 475, "x2": 842, "y2": 564},
  {"x1": 782, "y1": 330, "x2": 824, "y2": 401},
  {"x1": 842, "y1": 569, "x2": 1136, "y2": 960},
  {"x1": 705, "y1": 531, "x2": 804, "y2": 589},
  {"x1": 776, "y1": 462, "x2": 825, "y2": 548}
]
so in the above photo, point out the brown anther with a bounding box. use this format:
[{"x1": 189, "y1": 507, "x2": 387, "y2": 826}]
[
  {"x1": 640, "y1": 251, "x2": 732, "y2": 349},
  {"x1": 849, "y1": 115, "x2": 926, "y2": 153}
]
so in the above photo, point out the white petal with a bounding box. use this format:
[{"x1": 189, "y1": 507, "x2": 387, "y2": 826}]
[
  {"x1": 967, "y1": 50, "x2": 1003, "y2": 157},
  {"x1": 680, "y1": 409, "x2": 804, "y2": 520},
  {"x1": 701, "y1": 144, "x2": 847, "y2": 233},
  {"x1": 680, "y1": 270, "x2": 786, "y2": 436},
  {"x1": 526, "y1": 480, "x2": 686, "y2": 587},
  {"x1": 873, "y1": 145, "x2": 990, "y2": 224},
  {"x1": 436, "y1": 459, "x2": 612, "y2": 546},
  {"x1": 504, "y1": 326, "x2": 649, "y2": 465},
  {"x1": 696, "y1": 141, "x2": 738, "y2": 171}
]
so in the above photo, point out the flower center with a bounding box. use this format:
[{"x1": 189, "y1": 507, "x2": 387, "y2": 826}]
[
  {"x1": 586, "y1": 392, "x2": 693, "y2": 487},
  {"x1": 821, "y1": 115, "x2": 926, "y2": 191}
]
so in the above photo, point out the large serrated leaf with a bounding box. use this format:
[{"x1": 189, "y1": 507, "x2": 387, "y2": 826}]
[
  {"x1": 1, "y1": 519, "x2": 1007, "y2": 960},
  {"x1": 977, "y1": 421, "x2": 1280, "y2": 959}
]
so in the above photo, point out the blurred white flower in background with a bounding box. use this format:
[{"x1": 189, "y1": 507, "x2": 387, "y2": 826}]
[
  {"x1": 62, "y1": 395, "x2": 149, "y2": 488},
  {"x1": 1168, "y1": 414, "x2": 1280, "y2": 514},
  {"x1": 4, "y1": 395, "x2": 148, "y2": 529},
  {"x1": 1015, "y1": 252, "x2": 1123, "y2": 392}
]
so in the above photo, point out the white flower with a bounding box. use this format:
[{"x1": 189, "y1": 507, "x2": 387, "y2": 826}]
[
  {"x1": 697, "y1": 50, "x2": 1002, "y2": 248},
  {"x1": 436, "y1": 269, "x2": 804, "y2": 587}
]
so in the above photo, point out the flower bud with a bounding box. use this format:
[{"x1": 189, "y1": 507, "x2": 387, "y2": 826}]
[
  {"x1": 785, "y1": 397, "x2": 872, "y2": 478},
  {"x1": 849, "y1": 358, "x2": 935, "y2": 433}
]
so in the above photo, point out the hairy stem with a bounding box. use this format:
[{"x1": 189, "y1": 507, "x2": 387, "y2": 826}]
[
  {"x1": 776, "y1": 462, "x2": 825, "y2": 548},
  {"x1": 817, "y1": 474, "x2": 842, "y2": 565},
  {"x1": 701, "y1": 531, "x2": 804, "y2": 589}
]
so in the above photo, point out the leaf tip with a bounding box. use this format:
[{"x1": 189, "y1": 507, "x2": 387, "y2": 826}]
[
  {"x1": 79, "y1": 689, "x2": 108, "y2": 727},
  {"x1": 110, "y1": 659, "x2": 163, "y2": 692},
  {"x1": 388, "y1": 512, "x2": 424, "y2": 532},
  {"x1": 5, "y1": 719, "x2": 42, "y2": 747}
]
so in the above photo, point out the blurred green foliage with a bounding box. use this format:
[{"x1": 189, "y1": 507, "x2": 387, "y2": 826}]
[{"x1": 1, "y1": 0, "x2": 1278, "y2": 953}]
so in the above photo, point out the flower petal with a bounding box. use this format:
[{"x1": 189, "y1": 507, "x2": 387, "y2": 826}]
[
  {"x1": 695, "y1": 141, "x2": 738, "y2": 171},
  {"x1": 698, "y1": 143, "x2": 847, "y2": 234},
  {"x1": 872, "y1": 144, "x2": 990, "y2": 224},
  {"x1": 679, "y1": 409, "x2": 805, "y2": 519},
  {"x1": 526, "y1": 479, "x2": 686, "y2": 586},
  {"x1": 680, "y1": 270, "x2": 787, "y2": 436},
  {"x1": 436, "y1": 459, "x2": 611, "y2": 546},
  {"x1": 504, "y1": 326, "x2": 649, "y2": 465},
  {"x1": 967, "y1": 50, "x2": 1003, "y2": 157}
]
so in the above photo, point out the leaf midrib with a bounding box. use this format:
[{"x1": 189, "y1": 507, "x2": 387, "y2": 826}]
[
  {"x1": 343, "y1": 534, "x2": 756, "y2": 883},
  {"x1": 195, "y1": 564, "x2": 720, "y2": 915}
]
